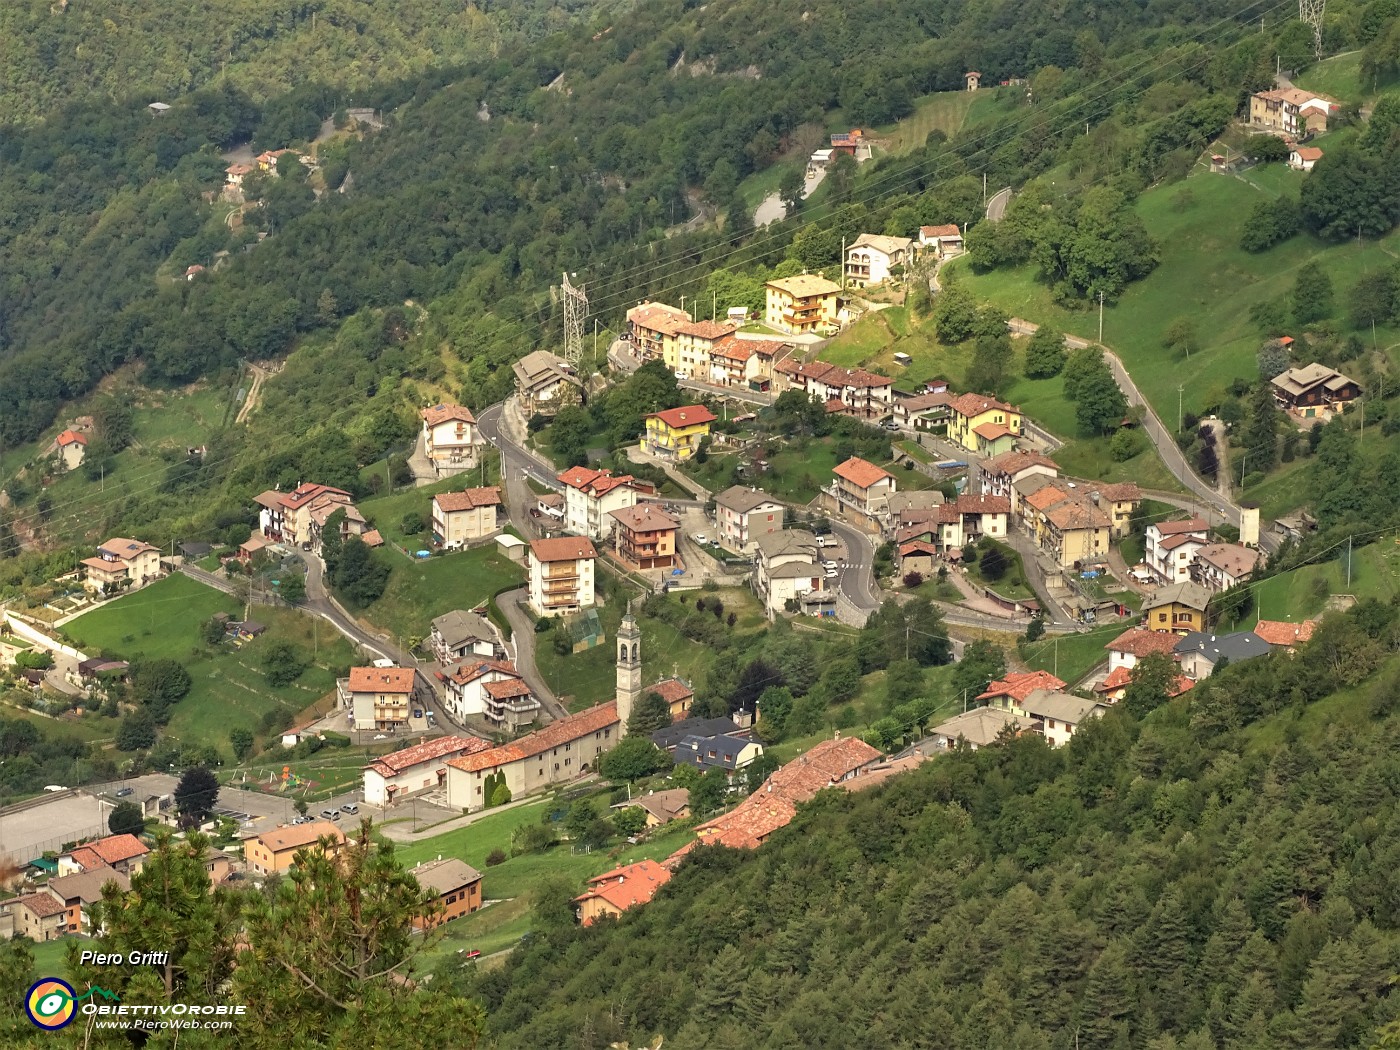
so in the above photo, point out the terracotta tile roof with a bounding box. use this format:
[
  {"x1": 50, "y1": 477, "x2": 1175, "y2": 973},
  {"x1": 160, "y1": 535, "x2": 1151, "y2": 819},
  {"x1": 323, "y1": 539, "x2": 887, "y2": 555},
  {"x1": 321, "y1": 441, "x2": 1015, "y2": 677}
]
[
  {"x1": 1094, "y1": 665, "x2": 1194, "y2": 699},
  {"x1": 574, "y1": 859, "x2": 673, "y2": 922},
  {"x1": 1160, "y1": 533, "x2": 1205, "y2": 552},
  {"x1": 86, "y1": 833, "x2": 149, "y2": 866},
  {"x1": 365, "y1": 735, "x2": 489, "y2": 778},
  {"x1": 674, "y1": 319, "x2": 737, "y2": 340},
  {"x1": 976, "y1": 670, "x2": 1067, "y2": 703},
  {"x1": 779, "y1": 359, "x2": 893, "y2": 389},
  {"x1": 609, "y1": 503, "x2": 680, "y2": 533},
  {"x1": 1152, "y1": 517, "x2": 1208, "y2": 536},
  {"x1": 1093, "y1": 482, "x2": 1142, "y2": 502},
  {"x1": 96, "y1": 538, "x2": 160, "y2": 561},
  {"x1": 279, "y1": 482, "x2": 352, "y2": 509},
  {"x1": 434, "y1": 487, "x2": 502, "y2": 512},
  {"x1": 1046, "y1": 499, "x2": 1111, "y2": 531},
  {"x1": 11, "y1": 892, "x2": 67, "y2": 919},
  {"x1": 1106, "y1": 627, "x2": 1181, "y2": 658},
  {"x1": 67, "y1": 847, "x2": 105, "y2": 872},
  {"x1": 973, "y1": 422, "x2": 1015, "y2": 441},
  {"x1": 1024, "y1": 485, "x2": 1072, "y2": 512},
  {"x1": 956, "y1": 493, "x2": 1010, "y2": 515},
  {"x1": 948, "y1": 392, "x2": 1017, "y2": 419},
  {"x1": 450, "y1": 659, "x2": 518, "y2": 686},
  {"x1": 1253, "y1": 619, "x2": 1318, "y2": 646},
  {"x1": 361, "y1": 529, "x2": 385, "y2": 548},
  {"x1": 985, "y1": 449, "x2": 1057, "y2": 475},
  {"x1": 921, "y1": 224, "x2": 961, "y2": 239},
  {"x1": 710, "y1": 335, "x2": 753, "y2": 362},
  {"x1": 483, "y1": 678, "x2": 533, "y2": 700},
  {"x1": 253, "y1": 820, "x2": 346, "y2": 854},
  {"x1": 346, "y1": 667, "x2": 415, "y2": 694},
  {"x1": 421, "y1": 404, "x2": 476, "y2": 426},
  {"x1": 689, "y1": 736, "x2": 882, "y2": 851},
  {"x1": 899, "y1": 540, "x2": 941, "y2": 557},
  {"x1": 57, "y1": 429, "x2": 88, "y2": 447},
  {"x1": 646, "y1": 405, "x2": 717, "y2": 430},
  {"x1": 627, "y1": 302, "x2": 692, "y2": 334},
  {"x1": 446, "y1": 703, "x2": 620, "y2": 773},
  {"x1": 647, "y1": 678, "x2": 694, "y2": 704},
  {"x1": 1294, "y1": 146, "x2": 1325, "y2": 161},
  {"x1": 833, "y1": 456, "x2": 893, "y2": 490},
  {"x1": 823, "y1": 398, "x2": 847, "y2": 414},
  {"x1": 530, "y1": 536, "x2": 598, "y2": 563}
]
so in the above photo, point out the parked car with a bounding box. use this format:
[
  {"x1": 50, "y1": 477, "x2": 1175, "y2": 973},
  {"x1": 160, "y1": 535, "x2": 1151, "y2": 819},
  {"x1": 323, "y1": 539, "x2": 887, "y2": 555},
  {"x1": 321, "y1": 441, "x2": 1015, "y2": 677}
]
[
  {"x1": 321, "y1": 809, "x2": 339, "y2": 820},
  {"x1": 464, "y1": 949, "x2": 482, "y2": 960},
  {"x1": 341, "y1": 804, "x2": 359, "y2": 815},
  {"x1": 692, "y1": 533, "x2": 707, "y2": 545},
  {"x1": 821, "y1": 559, "x2": 837, "y2": 570},
  {"x1": 674, "y1": 371, "x2": 690, "y2": 381},
  {"x1": 115, "y1": 787, "x2": 134, "y2": 797},
  {"x1": 412, "y1": 709, "x2": 423, "y2": 719},
  {"x1": 817, "y1": 536, "x2": 837, "y2": 549},
  {"x1": 825, "y1": 568, "x2": 839, "y2": 579},
  {"x1": 882, "y1": 420, "x2": 901, "y2": 431}
]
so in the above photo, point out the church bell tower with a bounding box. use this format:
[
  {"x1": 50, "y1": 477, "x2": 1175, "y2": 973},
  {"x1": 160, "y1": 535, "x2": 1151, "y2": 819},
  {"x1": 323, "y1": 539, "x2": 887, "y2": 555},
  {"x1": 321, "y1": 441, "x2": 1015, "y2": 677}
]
[{"x1": 615, "y1": 606, "x2": 642, "y2": 735}]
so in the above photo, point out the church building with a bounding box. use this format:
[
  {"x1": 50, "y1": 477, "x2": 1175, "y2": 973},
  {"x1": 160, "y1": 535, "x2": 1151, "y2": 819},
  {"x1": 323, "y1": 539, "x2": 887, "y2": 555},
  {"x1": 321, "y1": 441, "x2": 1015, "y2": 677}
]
[{"x1": 445, "y1": 611, "x2": 641, "y2": 812}]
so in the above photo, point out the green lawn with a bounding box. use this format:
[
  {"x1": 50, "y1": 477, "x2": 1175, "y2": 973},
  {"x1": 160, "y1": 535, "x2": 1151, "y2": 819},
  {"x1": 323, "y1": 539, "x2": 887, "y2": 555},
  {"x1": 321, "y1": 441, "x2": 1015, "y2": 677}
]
[
  {"x1": 966, "y1": 541, "x2": 1034, "y2": 602},
  {"x1": 957, "y1": 172, "x2": 1400, "y2": 431},
  {"x1": 397, "y1": 801, "x2": 697, "y2": 974},
  {"x1": 1248, "y1": 541, "x2": 1400, "y2": 627},
  {"x1": 898, "y1": 439, "x2": 934, "y2": 464},
  {"x1": 64, "y1": 575, "x2": 360, "y2": 755},
  {"x1": 875, "y1": 92, "x2": 976, "y2": 156},
  {"x1": 1020, "y1": 626, "x2": 1115, "y2": 686},
  {"x1": 364, "y1": 543, "x2": 526, "y2": 644},
  {"x1": 1292, "y1": 51, "x2": 1392, "y2": 106}
]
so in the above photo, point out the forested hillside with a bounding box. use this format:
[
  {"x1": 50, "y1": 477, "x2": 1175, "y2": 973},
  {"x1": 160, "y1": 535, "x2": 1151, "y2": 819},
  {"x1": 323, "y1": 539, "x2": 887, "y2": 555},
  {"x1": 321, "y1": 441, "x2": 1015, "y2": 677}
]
[
  {"x1": 0, "y1": 0, "x2": 1335, "y2": 449},
  {"x1": 0, "y1": 0, "x2": 621, "y2": 123},
  {"x1": 469, "y1": 598, "x2": 1400, "y2": 1049}
]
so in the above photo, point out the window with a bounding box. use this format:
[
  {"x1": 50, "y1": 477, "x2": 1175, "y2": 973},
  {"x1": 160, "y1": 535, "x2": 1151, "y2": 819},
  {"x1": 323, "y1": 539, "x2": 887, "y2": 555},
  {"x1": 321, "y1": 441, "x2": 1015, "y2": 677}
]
[{"x1": 1157, "y1": 613, "x2": 1167, "y2": 623}]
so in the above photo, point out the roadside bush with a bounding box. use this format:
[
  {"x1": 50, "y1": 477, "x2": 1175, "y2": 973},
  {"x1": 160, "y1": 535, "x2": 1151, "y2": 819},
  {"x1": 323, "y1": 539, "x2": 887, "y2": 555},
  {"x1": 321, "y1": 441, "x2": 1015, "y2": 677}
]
[
  {"x1": 486, "y1": 848, "x2": 507, "y2": 866},
  {"x1": 1109, "y1": 428, "x2": 1145, "y2": 461}
]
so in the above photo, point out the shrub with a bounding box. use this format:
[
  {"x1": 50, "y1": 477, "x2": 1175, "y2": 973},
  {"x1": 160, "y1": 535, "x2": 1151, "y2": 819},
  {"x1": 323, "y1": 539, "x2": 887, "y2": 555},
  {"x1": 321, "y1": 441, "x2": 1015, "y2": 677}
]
[
  {"x1": 903, "y1": 571, "x2": 924, "y2": 588},
  {"x1": 486, "y1": 848, "x2": 507, "y2": 866}
]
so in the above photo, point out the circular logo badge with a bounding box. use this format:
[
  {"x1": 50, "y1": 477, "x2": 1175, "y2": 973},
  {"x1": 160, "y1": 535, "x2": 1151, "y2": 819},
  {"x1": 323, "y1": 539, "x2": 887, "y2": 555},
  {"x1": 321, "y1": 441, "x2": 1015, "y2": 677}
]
[{"x1": 25, "y1": 978, "x2": 77, "y2": 1030}]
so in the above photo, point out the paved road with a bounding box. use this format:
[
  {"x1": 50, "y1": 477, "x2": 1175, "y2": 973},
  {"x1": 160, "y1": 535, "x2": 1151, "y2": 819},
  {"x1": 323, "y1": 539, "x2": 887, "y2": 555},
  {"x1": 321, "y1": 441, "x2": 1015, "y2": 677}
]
[
  {"x1": 497, "y1": 588, "x2": 566, "y2": 720},
  {"x1": 986, "y1": 186, "x2": 1012, "y2": 222},
  {"x1": 477, "y1": 400, "x2": 561, "y2": 541},
  {"x1": 825, "y1": 518, "x2": 880, "y2": 611}
]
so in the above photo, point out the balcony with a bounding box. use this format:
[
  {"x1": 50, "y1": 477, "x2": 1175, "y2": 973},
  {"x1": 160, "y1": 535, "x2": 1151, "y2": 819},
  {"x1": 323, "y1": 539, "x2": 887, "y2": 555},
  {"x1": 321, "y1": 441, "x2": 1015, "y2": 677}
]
[{"x1": 543, "y1": 567, "x2": 579, "y2": 581}]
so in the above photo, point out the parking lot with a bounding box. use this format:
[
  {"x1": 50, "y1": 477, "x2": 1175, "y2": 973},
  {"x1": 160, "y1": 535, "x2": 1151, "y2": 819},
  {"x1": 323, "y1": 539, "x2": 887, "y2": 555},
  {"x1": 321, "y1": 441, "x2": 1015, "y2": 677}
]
[{"x1": 0, "y1": 792, "x2": 114, "y2": 865}]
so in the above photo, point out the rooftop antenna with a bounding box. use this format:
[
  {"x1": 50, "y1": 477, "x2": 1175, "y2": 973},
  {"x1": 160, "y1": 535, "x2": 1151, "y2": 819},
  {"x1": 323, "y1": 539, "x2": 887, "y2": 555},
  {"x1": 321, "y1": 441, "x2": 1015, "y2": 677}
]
[
  {"x1": 561, "y1": 272, "x2": 588, "y2": 369},
  {"x1": 1299, "y1": 0, "x2": 1325, "y2": 60}
]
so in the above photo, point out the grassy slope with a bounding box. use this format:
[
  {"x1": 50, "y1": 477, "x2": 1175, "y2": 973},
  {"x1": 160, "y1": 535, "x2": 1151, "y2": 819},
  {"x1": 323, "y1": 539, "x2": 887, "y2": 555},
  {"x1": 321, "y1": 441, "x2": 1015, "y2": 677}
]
[
  {"x1": 364, "y1": 544, "x2": 526, "y2": 644},
  {"x1": 356, "y1": 461, "x2": 503, "y2": 551},
  {"x1": 871, "y1": 91, "x2": 977, "y2": 156},
  {"x1": 64, "y1": 574, "x2": 358, "y2": 753},
  {"x1": 956, "y1": 172, "x2": 1400, "y2": 426}
]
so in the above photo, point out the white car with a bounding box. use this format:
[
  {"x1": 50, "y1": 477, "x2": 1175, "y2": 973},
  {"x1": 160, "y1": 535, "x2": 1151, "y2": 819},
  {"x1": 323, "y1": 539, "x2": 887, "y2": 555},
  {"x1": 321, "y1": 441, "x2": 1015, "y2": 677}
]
[
  {"x1": 824, "y1": 568, "x2": 839, "y2": 579},
  {"x1": 821, "y1": 559, "x2": 837, "y2": 570},
  {"x1": 692, "y1": 533, "x2": 708, "y2": 545},
  {"x1": 675, "y1": 371, "x2": 690, "y2": 381}
]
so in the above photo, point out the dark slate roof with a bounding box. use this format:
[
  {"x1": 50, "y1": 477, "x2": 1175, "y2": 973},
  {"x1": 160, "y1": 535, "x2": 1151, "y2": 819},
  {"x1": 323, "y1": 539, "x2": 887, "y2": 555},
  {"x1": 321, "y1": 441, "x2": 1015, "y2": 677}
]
[
  {"x1": 672, "y1": 734, "x2": 754, "y2": 771},
  {"x1": 179, "y1": 542, "x2": 214, "y2": 558},
  {"x1": 651, "y1": 716, "x2": 745, "y2": 751},
  {"x1": 1173, "y1": 630, "x2": 1271, "y2": 665}
]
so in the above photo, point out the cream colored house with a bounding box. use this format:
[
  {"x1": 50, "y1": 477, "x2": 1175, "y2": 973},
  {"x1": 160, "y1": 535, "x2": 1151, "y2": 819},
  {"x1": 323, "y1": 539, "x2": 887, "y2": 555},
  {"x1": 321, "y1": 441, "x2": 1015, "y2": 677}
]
[
  {"x1": 83, "y1": 538, "x2": 162, "y2": 593},
  {"x1": 55, "y1": 430, "x2": 88, "y2": 471},
  {"x1": 558, "y1": 466, "x2": 651, "y2": 539},
  {"x1": 340, "y1": 666, "x2": 418, "y2": 731},
  {"x1": 844, "y1": 234, "x2": 913, "y2": 287},
  {"x1": 765, "y1": 274, "x2": 841, "y2": 334},
  {"x1": 752, "y1": 530, "x2": 823, "y2": 618},
  {"x1": 431, "y1": 487, "x2": 502, "y2": 548},
  {"x1": 528, "y1": 536, "x2": 597, "y2": 617},
  {"x1": 715, "y1": 486, "x2": 786, "y2": 553},
  {"x1": 420, "y1": 404, "x2": 482, "y2": 474}
]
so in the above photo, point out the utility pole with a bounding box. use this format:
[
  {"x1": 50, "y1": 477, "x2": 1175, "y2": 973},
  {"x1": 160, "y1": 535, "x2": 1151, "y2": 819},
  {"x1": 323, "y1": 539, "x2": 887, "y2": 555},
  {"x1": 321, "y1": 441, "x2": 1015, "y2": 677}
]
[
  {"x1": 982, "y1": 172, "x2": 987, "y2": 204},
  {"x1": 841, "y1": 236, "x2": 847, "y2": 291},
  {"x1": 1177, "y1": 385, "x2": 1184, "y2": 434},
  {"x1": 1347, "y1": 534, "x2": 1353, "y2": 588},
  {"x1": 1098, "y1": 292, "x2": 1105, "y2": 344},
  {"x1": 713, "y1": 290, "x2": 718, "y2": 321}
]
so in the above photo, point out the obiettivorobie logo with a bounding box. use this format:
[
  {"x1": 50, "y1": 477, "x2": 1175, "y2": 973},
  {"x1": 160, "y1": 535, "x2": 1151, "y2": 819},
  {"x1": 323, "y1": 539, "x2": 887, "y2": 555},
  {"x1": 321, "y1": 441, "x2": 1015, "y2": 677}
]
[{"x1": 24, "y1": 979, "x2": 120, "y2": 1031}]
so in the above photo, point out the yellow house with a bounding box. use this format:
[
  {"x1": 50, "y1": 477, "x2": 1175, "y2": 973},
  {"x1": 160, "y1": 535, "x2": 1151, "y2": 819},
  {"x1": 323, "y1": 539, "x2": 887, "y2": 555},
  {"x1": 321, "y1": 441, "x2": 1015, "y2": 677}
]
[
  {"x1": 642, "y1": 405, "x2": 717, "y2": 461},
  {"x1": 947, "y1": 393, "x2": 1022, "y2": 454},
  {"x1": 1141, "y1": 582, "x2": 1212, "y2": 635},
  {"x1": 764, "y1": 274, "x2": 841, "y2": 334}
]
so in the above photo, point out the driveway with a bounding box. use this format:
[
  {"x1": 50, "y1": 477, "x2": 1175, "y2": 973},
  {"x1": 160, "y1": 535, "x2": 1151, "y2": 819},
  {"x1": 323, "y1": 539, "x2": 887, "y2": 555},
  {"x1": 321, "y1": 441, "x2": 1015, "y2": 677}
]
[{"x1": 497, "y1": 588, "x2": 567, "y2": 720}]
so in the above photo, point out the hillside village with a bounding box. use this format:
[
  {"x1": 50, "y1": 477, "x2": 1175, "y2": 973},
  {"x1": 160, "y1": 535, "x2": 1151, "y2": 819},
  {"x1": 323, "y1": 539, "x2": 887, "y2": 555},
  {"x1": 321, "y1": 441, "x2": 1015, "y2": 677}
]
[{"x1": 3, "y1": 17, "x2": 1400, "y2": 1040}]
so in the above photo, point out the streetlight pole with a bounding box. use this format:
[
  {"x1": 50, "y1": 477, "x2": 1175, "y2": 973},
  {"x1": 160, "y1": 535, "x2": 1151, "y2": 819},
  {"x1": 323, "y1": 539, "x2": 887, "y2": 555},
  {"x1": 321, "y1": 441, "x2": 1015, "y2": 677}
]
[{"x1": 1098, "y1": 292, "x2": 1105, "y2": 344}]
